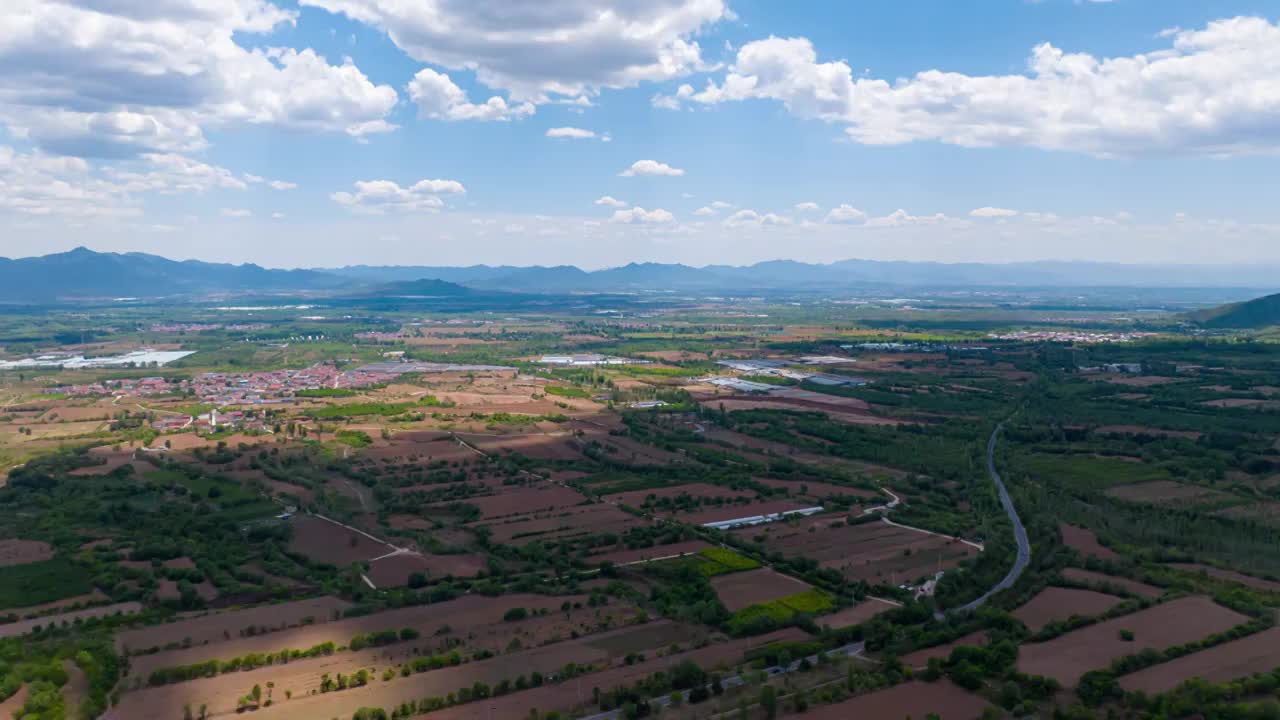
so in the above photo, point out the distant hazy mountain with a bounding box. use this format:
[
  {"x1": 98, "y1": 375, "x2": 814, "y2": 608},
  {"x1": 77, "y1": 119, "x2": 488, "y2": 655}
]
[
  {"x1": 0, "y1": 247, "x2": 345, "y2": 302},
  {"x1": 1189, "y1": 292, "x2": 1280, "y2": 328},
  {"x1": 326, "y1": 258, "x2": 1280, "y2": 292},
  {"x1": 342, "y1": 278, "x2": 478, "y2": 298},
  {"x1": 6, "y1": 249, "x2": 1280, "y2": 303}
]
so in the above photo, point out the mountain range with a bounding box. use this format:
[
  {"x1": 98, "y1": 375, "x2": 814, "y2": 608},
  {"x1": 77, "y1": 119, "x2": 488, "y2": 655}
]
[
  {"x1": 5, "y1": 247, "x2": 1280, "y2": 304},
  {"x1": 325, "y1": 258, "x2": 1280, "y2": 293},
  {"x1": 0, "y1": 247, "x2": 343, "y2": 301}
]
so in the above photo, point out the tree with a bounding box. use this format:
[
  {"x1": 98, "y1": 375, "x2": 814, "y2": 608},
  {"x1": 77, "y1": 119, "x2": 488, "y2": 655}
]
[{"x1": 760, "y1": 686, "x2": 778, "y2": 720}]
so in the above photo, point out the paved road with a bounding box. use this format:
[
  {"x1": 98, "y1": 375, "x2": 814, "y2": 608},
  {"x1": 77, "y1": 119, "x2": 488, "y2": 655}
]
[{"x1": 949, "y1": 420, "x2": 1031, "y2": 614}]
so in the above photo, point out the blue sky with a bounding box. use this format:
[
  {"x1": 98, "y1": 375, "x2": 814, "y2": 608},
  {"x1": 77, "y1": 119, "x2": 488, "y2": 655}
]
[{"x1": 2, "y1": 0, "x2": 1279, "y2": 268}]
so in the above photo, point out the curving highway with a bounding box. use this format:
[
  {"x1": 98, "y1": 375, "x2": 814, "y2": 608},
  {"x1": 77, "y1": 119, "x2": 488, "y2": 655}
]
[{"x1": 949, "y1": 420, "x2": 1030, "y2": 614}]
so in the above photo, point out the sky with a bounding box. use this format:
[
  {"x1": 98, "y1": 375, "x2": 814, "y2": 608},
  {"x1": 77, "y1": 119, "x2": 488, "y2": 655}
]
[{"x1": 2, "y1": 0, "x2": 1280, "y2": 269}]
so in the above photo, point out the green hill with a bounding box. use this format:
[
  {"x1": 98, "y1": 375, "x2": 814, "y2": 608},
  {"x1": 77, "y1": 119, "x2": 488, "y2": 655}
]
[{"x1": 1190, "y1": 292, "x2": 1280, "y2": 328}]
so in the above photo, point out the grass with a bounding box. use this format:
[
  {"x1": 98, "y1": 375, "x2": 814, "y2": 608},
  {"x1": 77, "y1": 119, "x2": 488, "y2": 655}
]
[
  {"x1": 146, "y1": 469, "x2": 256, "y2": 505},
  {"x1": 336, "y1": 429, "x2": 373, "y2": 448},
  {"x1": 297, "y1": 388, "x2": 359, "y2": 398},
  {"x1": 726, "y1": 589, "x2": 836, "y2": 634},
  {"x1": 1014, "y1": 452, "x2": 1170, "y2": 491},
  {"x1": 0, "y1": 558, "x2": 94, "y2": 609},
  {"x1": 308, "y1": 397, "x2": 452, "y2": 419},
  {"x1": 690, "y1": 547, "x2": 760, "y2": 576},
  {"x1": 544, "y1": 385, "x2": 591, "y2": 399}
]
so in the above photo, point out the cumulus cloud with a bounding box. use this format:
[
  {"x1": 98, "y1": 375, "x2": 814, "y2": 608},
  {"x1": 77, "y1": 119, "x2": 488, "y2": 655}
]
[
  {"x1": 269, "y1": 180, "x2": 298, "y2": 191},
  {"x1": 795, "y1": 202, "x2": 820, "y2": 211},
  {"x1": 0, "y1": 0, "x2": 398, "y2": 157},
  {"x1": 970, "y1": 207, "x2": 1019, "y2": 218},
  {"x1": 611, "y1": 207, "x2": 675, "y2": 224},
  {"x1": 824, "y1": 204, "x2": 866, "y2": 224},
  {"x1": 0, "y1": 146, "x2": 138, "y2": 218},
  {"x1": 298, "y1": 0, "x2": 731, "y2": 103},
  {"x1": 694, "y1": 200, "x2": 733, "y2": 215},
  {"x1": 407, "y1": 69, "x2": 535, "y2": 121},
  {"x1": 331, "y1": 178, "x2": 466, "y2": 213},
  {"x1": 0, "y1": 147, "x2": 270, "y2": 219},
  {"x1": 620, "y1": 160, "x2": 685, "y2": 177},
  {"x1": 106, "y1": 154, "x2": 248, "y2": 194},
  {"x1": 656, "y1": 17, "x2": 1280, "y2": 156},
  {"x1": 724, "y1": 209, "x2": 791, "y2": 227},
  {"x1": 594, "y1": 195, "x2": 628, "y2": 208},
  {"x1": 546, "y1": 127, "x2": 608, "y2": 141},
  {"x1": 865, "y1": 209, "x2": 951, "y2": 227}
]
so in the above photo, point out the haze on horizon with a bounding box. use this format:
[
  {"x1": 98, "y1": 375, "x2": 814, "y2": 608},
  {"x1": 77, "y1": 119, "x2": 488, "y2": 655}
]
[{"x1": 2, "y1": 1, "x2": 1280, "y2": 269}]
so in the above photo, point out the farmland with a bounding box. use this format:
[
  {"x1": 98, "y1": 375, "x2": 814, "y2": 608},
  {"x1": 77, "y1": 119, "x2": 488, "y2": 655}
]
[
  {"x1": 1016, "y1": 596, "x2": 1249, "y2": 686},
  {"x1": 1011, "y1": 586, "x2": 1124, "y2": 632},
  {"x1": 804, "y1": 681, "x2": 991, "y2": 719},
  {"x1": 2, "y1": 298, "x2": 1280, "y2": 719},
  {"x1": 734, "y1": 517, "x2": 980, "y2": 585},
  {"x1": 1119, "y1": 626, "x2": 1280, "y2": 695}
]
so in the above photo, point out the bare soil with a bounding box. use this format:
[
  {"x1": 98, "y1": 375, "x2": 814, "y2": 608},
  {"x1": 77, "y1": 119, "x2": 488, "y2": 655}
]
[
  {"x1": 0, "y1": 602, "x2": 142, "y2": 640},
  {"x1": 1119, "y1": 626, "x2": 1280, "y2": 695},
  {"x1": 804, "y1": 680, "x2": 991, "y2": 719},
  {"x1": 450, "y1": 484, "x2": 587, "y2": 520},
  {"x1": 1016, "y1": 596, "x2": 1248, "y2": 687},
  {"x1": 286, "y1": 515, "x2": 393, "y2": 566},
  {"x1": 710, "y1": 567, "x2": 814, "y2": 612},
  {"x1": 115, "y1": 596, "x2": 352, "y2": 654},
  {"x1": 736, "y1": 517, "x2": 978, "y2": 585},
  {"x1": 588, "y1": 540, "x2": 712, "y2": 566},
  {"x1": 818, "y1": 598, "x2": 898, "y2": 628},
  {"x1": 1012, "y1": 587, "x2": 1124, "y2": 632},
  {"x1": 1059, "y1": 523, "x2": 1118, "y2": 560},
  {"x1": 1166, "y1": 563, "x2": 1280, "y2": 593},
  {"x1": 0, "y1": 538, "x2": 54, "y2": 566},
  {"x1": 1062, "y1": 568, "x2": 1163, "y2": 598}
]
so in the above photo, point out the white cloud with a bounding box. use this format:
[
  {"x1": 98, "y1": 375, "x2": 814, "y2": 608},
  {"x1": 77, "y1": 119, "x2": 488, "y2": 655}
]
[
  {"x1": 1024, "y1": 211, "x2": 1061, "y2": 224},
  {"x1": 271, "y1": 212, "x2": 286, "y2": 219},
  {"x1": 824, "y1": 204, "x2": 866, "y2": 224},
  {"x1": 653, "y1": 83, "x2": 695, "y2": 110},
  {"x1": 723, "y1": 209, "x2": 791, "y2": 227},
  {"x1": 0, "y1": 0, "x2": 398, "y2": 157},
  {"x1": 331, "y1": 178, "x2": 465, "y2": 214},
  {"x1": 594, "y1": 195, "x2": 628, "y2": 208},
  {"x1": 0, "y1": 147, "x2": 276, "y2": 220},
  {"x1": 0, "y1": 146, "x2": 138, "y2": 218},
  {"x1": 406, "y1": 69, "x2": 535, "y2": 122},
  {"x1": 865, "y1": 209, "x2": 951, "y2": 227},
  {"x1": 106, "y1": 154, "x2": 248, "y2": 194},
  {"x1": 221, "y1": 208, "x2": 252, "y2": 218},
  {"x1": 298, "y1": 0, "x2": 731, "y2": 103},
  {"x1": 970, "y1": 207, "x2": 1019, "y2": 218},
  {"x1": 660, "y1": 17, "x2": 1280, "y2": 156},
  {"x1": 620, "y1": 159, "x2": 685, "y2": 177},
  {"x1": 694, "y1": 200, "x2": 733, "y2": 216},
  {"x1": 611, "y1": 207, "x2": 675, "y2": 224},
  {"x1": 546, "y1": 127, "x2": 606, "y2": 140},
  {"x1": 795, "y1": 202, "x2": 820, "y2": 211},
  {"x1": 269, "y1": 180, "x2": 298, "y2": 191}
]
